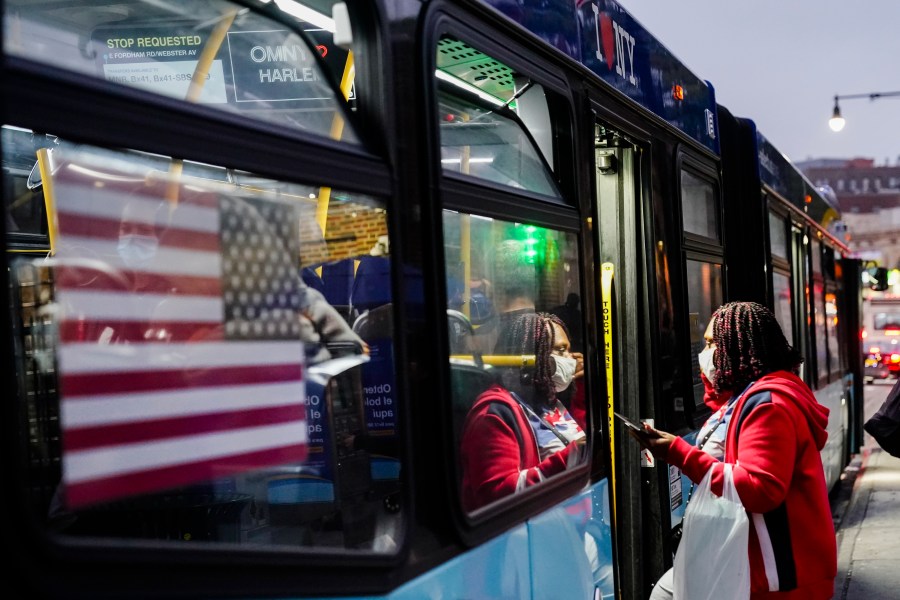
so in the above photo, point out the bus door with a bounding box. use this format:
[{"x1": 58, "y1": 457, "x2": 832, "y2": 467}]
[
  {"x1": 592, "y1": 120, "x2": 653, "y2": 598},
  {"x1": 790, "y1": 222, "x2": 813, "y2": 384}
]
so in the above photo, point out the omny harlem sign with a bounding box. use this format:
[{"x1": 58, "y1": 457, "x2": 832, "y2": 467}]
[
  {"x1": 226, "y1": 29, "x2": 354, "y2": 103},
  {"x1": 92, "y1": 26, "x2": 352, "y2": 106}
]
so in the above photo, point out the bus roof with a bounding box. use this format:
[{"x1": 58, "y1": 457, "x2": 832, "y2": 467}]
[
  {"x1": 478, "y1": 0, "x2": 719, "y2": 155},
  {"x1": 755, "y1": 129, "x2": 842, "y2": 231}
]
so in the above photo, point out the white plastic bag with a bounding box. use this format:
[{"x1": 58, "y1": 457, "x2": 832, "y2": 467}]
[{"x1": 672, "y1": 463, "x2": 750, "y2": 600}]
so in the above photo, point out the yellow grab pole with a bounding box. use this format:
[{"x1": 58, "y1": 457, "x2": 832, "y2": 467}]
[
  {"x1": 317, "y1": 50, "x2": 357, "y2": 238},
  {"x1": 36, "y1": 148, "x2": 57, "y2": 255},
  {"x1": 600, "y1": 262, "x2": 618, "y2": 540},
  {"x1": 460, "y1": 214, "x2": 471, "y2": 319},
  {"x1": 449, "y1": 354, "x2": 535, "y2": 367},
  {"x1": 165, "y1": 10, "x2": 237, "y2": 206}
]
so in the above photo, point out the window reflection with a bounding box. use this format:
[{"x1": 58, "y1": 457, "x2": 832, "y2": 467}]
[
  {"x1": 435, "y1": 36, "x2": 562, "y2": 198},
  {"x1": 442, "y1": 211, "x2": 586, "y2": 512},
  {"x1": 6, "y1": 131, "x2": 400, "y2": 553},
  {"x1": 768, "y1": 212, "x2": 787, "y2": 260},
  {"x1": 4, "y1": 0, "x2": 359, "y2": 142},
  {"x1": 681, "y1": 171, "x2": 718, "y2": 240},
  {"x1": 685, "y1": 260, "x2": 723, "y2": 408},
  {"x1": 773, "y1": 272, "x2": 794, "y2": 346},
  {"x1": 825, "y1": 292, "x2": 841, "y2": 376}
]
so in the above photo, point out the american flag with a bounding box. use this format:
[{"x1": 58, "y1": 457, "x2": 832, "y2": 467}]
[{"x1": 51, "y1": 153, "x2": 308, "y2": 509}]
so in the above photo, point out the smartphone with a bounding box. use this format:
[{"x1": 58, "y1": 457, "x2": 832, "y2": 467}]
[{"x1": 614, "y1": 411, "x2": 646, "y2": 434}]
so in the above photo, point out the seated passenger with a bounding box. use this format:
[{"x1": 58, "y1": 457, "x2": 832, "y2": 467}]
[
  {"x1": 459, "y1": 312, "x2": 585, "y2": 511},
  {"x1": 470, "y1": 239, "x2": 535, "y2": 355}
]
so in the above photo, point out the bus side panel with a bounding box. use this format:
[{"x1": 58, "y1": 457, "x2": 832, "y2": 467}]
[
  {"x1": 816, "y1": 380, "x2": 848, "y2": 491},
  {"x1": 529, "y1": 480, "x2": 615, "y2": 600},
  {"x1": 373, "y1": 480, "x2": 614, "y2": 600},
  {"x1": 388, "y1": 525, "x2": 532, "y2": 599}
]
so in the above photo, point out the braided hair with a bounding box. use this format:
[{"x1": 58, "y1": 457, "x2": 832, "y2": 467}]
[
  {"x1": 711, "y1": 301, "x2": 802, "y2": 393},
  {"x1": 496, "y1": 312, "x2": 568, "y2": 406}
]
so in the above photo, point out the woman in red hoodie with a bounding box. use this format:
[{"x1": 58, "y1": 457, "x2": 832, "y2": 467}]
[
  {"x1": 459, "y1": 312, "x2": 586, "y2": 512},
  {"x1": 639, "y1": 301, "x2": 836, "y2": 599}
]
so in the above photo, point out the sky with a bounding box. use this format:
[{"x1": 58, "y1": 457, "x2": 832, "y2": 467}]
[{"x1": 616, "y1": 0, "x2": 900, "y2": 166}]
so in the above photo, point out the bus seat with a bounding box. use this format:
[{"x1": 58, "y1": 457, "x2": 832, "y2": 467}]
[
  {"x1": 447, "y1": 309, "x2": 475, "y2": 354},
  {"x1": 301, "y1": 266, "x2": 325, "y2": 294},
  {"x1": 321, "y1": 259, "x2": 355, "y2": 320},
  {"x1": 321, "y1": 259, "x2": 354, "y2": 307},
  {"x1": 351, "y1": 304, "x2": 400, "y2": 493},
  {"x1": 449, "y1": 360, "x2": 498, "y2": 448},
  {"x1": 352, "y1": 302, "x2": 393, "y2": 339},
  {"x1": 351, "y1": 255, "x2": 391, "y2": 313}
]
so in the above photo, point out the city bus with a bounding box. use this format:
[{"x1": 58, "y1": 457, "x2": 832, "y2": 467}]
[
  {"x1": 716, "y1": 105, "x2": 864, "y2": 488},
  {"x1": 863, "y1": 292, "x2": 900, "y2": 378},
  {"x1": 1, "y1": 0, "x2": 866, "y2": 598}
]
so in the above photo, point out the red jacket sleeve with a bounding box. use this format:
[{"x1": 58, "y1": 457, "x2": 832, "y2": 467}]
[
  {"x1": 666, "y1": 436, "x2": 718, "y2": 484},
  {"x1": 667, "y1": 394, "x2": 798, "y2": 512}
]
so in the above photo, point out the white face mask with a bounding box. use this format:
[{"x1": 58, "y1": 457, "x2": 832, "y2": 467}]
[
  {"x1": 698, "y1": 346, "x2": 716, "y2": 385},
  {"x1": 117, "y1": 233, "x2": 159, "y2": 268},
  {"x1": 551, "y1": 354, "x2": 577, "y2": 392}
]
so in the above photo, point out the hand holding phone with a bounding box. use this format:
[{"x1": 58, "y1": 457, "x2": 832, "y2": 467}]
[
  {"x1": 615, "y1": 411, "x2": 657, "y2": 449},
  {"x1": 614, "y1": 411, "x2": 646, "y2": 434}
]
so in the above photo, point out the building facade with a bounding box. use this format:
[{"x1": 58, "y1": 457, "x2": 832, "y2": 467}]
[{"x1": 799, "y1": 158, "x2": 900, "y2": 269}]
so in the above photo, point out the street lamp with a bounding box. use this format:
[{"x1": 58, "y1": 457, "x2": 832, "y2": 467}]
[{"x1": 829, "y1": 91, "x2": 900, "y2": 132}]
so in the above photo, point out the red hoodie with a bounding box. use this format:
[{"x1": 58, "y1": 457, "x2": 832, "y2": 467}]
[
  {"x1": 667, "y1": 371, "x2": 836, "y2": 599},
  {"x1": 459, "y1": 384, "x2": 579, "y2": 511}
]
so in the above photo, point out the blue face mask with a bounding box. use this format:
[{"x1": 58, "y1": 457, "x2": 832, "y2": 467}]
[{"x1": 117, "y1": 233, "x2": 158, "y2": 268}]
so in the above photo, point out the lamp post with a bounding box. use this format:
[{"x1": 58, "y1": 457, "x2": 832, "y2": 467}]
[{"x1": 829, "y1": 91, "x2": 900, "y2": 132}]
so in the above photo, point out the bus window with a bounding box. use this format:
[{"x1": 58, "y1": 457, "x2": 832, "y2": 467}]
[
  {"x1": 768, "y1": 210, "x2": 793, "y2": 345},
  {"x1": 810, "y1": 239, "x2": 828, "y2": 383},
  {"x1": 6, "y1": 135, "x2": 400, "y2": 553},
  {"x1": 3, "y1": 126, "x2": 52, "y2": 250},
  {"x1": 811, "y1": 237, "x2": 823, "y2": 276},
  {"x1": 813, "y1": 279, "x2": 828, "y2": 383},
  {"x1": 435, "y1": 35, "x2": 563, "y2": 199},
  {"x1": 681, "y1": 170, "x2": 719, "y2": 241},
  {"x1": 825, "y1": 291, "x2": 841, "y2": 378},
  {"x1": 4, "y1": 0, "x2": 359, "y2": 143},
  {"x1": 773, "y1": 271, "x2": 794, "y2": 346},
  {"x1": 768, "y1": 211, "x2": 788, "y2": 260},
  {"x1": 443, "y1": 211, "x2": 586, "y2": 512},
  {"x1": 874, "y1": 312, "x2": 900, "y2": 333},
  {"x1": 686, "y1": 259, "x2": 723, "y2": 408}
]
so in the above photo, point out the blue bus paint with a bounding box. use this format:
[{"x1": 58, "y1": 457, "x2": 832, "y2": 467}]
[
  {"x1": 479, "y1": 0, "x2": 720, "y2": 154},
  {"x1": 301, "y1": 479, "x2": 616, "y2": 600}
]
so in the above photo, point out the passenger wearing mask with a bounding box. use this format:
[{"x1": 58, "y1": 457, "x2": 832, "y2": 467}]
[
  {"x1": 459, "y1": 312, "x2": 585, "y2": 511},
  {"x1": 637, "y1": 302, "x2": 837, "y2": 600}
]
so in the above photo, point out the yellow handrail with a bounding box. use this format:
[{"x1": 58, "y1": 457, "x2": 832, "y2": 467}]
[
  {"x1": 36, "y1": 148, "x2": 57, "y2": 255},
  {"x1": 165, "y1": 9, "x2": 238, "y2": 206},
  {"x1": 450, "y1": 354, "x2": 536, "y2": 367}
]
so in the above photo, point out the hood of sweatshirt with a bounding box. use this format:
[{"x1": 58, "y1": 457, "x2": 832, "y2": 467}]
[{"x1": 744, "y1": 371, "x2": 830, "y2": 451}]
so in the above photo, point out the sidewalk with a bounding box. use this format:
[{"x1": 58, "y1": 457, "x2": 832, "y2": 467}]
[{"x1": 833, "y1": 443, "x2": 900, "y2": 599}]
